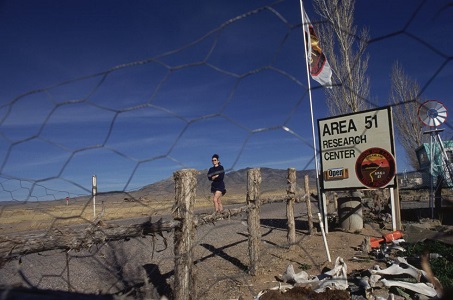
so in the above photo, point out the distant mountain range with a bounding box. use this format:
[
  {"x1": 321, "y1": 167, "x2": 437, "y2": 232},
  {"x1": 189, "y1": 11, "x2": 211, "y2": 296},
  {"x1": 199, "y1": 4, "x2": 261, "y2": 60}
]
[
  {"x1": 0, "y1": 168, "x2": 317, "y2": 206},
  {"x1": 119, "y1": 168, "x2": 426, "y2": 203},
  {"x1": 126, "y1": 167, "x2": 318, "y2": 203},
  {"x1": 1, "y1": 168, "x2": 423, "y2": 206}
]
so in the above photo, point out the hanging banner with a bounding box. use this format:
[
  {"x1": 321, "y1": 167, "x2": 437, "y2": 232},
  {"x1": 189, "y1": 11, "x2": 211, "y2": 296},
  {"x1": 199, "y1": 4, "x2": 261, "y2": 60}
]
[{"x1": 318, "y1": 107, "x2": 397, "y2": 190}]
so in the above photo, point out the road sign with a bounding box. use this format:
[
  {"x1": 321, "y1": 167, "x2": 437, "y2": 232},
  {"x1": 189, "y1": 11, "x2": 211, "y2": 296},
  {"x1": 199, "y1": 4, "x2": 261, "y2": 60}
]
[{"x1": 318, "y1": 107, "x2": 396, "y2": 190}]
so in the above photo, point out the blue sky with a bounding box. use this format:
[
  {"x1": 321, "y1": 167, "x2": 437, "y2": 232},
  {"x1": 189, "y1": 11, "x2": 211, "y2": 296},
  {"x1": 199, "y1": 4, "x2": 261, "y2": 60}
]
[{"x1": 1, "y1": 0, "x2": 452, "y2": 201}]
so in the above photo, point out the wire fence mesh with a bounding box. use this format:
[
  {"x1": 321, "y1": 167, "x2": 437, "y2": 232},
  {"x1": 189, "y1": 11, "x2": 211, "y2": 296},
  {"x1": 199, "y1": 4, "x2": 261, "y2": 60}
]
[{"x1": 1, "y1": 0, "x2": 452, "y2": 299}]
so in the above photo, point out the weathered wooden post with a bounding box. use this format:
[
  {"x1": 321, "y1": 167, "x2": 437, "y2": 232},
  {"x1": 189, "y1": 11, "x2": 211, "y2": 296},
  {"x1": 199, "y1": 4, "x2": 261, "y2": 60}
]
[
  {"x1": 247, "y1": 168, "x2": 261, "y2": 276},
  {"x1": 286, "y1": 168, "x2": 296, "y2": 247},
  {"x1": 173, "y1": 169, "x2": 198, "y2": 300},
  {"x1": 304, "y1": 175, "x2": 313, "y2": 235}
]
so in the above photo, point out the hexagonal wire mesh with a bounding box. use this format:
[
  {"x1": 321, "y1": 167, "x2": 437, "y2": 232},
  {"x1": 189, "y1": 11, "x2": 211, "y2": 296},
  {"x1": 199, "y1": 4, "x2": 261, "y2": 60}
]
[{"x1": 0, "y1": 0, "x2": 452, "y2": 299}]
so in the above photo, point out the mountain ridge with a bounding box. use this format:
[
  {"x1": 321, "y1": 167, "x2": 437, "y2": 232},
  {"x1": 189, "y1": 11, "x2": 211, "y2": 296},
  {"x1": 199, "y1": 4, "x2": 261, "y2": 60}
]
[{"x1": 130, "y1": 167, "x2": 318, "y2": 202}]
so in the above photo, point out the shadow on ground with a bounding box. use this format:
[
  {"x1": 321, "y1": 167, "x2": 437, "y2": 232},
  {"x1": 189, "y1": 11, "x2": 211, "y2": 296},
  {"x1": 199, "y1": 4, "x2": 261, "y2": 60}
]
[
  {"x1": 260, "y1": 218, "x2": 314, "y2": 233},
  {"x1": 400, "y1": 207, "x2": 453, "y2": 225},
  {"x1": 143, "y1": 263, "x2": 173, "y2": 299}
]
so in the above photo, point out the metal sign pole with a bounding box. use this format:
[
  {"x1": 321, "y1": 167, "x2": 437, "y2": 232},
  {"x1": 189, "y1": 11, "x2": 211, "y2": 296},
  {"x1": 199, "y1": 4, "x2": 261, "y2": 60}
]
[{"x1": 390, "y1": 187, "x2": 396, "y2": 231}]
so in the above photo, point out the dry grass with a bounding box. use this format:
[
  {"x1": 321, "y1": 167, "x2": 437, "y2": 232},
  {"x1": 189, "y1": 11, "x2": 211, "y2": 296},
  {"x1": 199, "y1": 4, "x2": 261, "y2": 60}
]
[
  {"x1": 0, "y1": 191, "x2": 266, "y2": 234},
  {"x1": 0, "y1": 201, "x2": 184, "y2": 234},
  {"x1": 2, "y1": 187, "x2": 450, "y2": 235}
]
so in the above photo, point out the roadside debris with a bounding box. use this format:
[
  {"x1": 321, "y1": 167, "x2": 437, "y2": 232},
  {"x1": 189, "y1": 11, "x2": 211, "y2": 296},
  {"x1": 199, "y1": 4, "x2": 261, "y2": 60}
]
[
  {"x1": 257, "y1": 257, "x2": 348, "y2": 299},
  {"x1": 256, "y1": 227, "x2": 451, "y2": 299},
  {"x1": 371, "y1": 257, "x2": 439, "y2": 297}
]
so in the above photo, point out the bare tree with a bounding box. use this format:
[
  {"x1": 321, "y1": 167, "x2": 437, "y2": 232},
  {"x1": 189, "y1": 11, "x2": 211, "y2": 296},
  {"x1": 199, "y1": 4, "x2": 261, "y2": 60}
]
[
  {"x1": 312, "y1": 0, "x2": 370, "y2": 114},
  {"x1": 389, "y1": 62, "x2": 426, "y2": 169}
]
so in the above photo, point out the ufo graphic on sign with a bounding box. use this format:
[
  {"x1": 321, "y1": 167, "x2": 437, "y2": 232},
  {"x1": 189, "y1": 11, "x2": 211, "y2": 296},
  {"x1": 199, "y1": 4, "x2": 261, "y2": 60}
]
[{"x1": 355, "y1": 147, "x2": 396, "y2": 188}]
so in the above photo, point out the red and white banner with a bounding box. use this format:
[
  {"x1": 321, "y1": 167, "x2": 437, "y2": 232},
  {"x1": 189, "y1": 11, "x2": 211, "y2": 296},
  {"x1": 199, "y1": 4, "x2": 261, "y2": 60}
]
[{"x1": 302, "y1": 8, "x2": 332, "y2": 87}]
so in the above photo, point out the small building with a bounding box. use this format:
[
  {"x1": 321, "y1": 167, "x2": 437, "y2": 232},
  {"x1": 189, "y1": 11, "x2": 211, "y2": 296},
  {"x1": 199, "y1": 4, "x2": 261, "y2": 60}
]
[
  {"x1": 397, "y1": 171, "x2": 423, "y2": 188},
  {"x1": 415, "y1": 140, "x2": 453, "y2": 188}
]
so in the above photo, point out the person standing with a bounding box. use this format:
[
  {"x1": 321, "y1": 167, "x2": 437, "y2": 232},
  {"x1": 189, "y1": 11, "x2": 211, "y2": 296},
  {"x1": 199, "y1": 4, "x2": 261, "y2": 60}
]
[{"x1": 207, "y1": 154, "x2": 226, "y2": 213}]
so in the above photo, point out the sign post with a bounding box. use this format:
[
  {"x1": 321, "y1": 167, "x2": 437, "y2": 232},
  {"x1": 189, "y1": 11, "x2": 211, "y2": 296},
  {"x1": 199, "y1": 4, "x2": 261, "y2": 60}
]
[
  {"x1": 92, "y1": 175, "x2": 97, "y2": 218},
  {"x1": 318, "y1": 107, "x2": 398, "y2": 230}
]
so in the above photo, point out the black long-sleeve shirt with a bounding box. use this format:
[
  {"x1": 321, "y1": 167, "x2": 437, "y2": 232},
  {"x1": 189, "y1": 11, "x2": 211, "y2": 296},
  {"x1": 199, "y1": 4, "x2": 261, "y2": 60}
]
[{"x1": 207, "y1": 165, "x2": 226, "y2": 193}]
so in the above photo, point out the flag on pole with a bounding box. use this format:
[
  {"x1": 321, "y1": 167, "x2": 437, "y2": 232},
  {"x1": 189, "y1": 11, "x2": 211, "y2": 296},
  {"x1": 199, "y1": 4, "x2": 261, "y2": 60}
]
[
  {"x1": 299, "y1": 1, "x2": 331, "y2": 232},
  {"x1": 302, "y1": 7, "x2": 332, "y2": 87}
]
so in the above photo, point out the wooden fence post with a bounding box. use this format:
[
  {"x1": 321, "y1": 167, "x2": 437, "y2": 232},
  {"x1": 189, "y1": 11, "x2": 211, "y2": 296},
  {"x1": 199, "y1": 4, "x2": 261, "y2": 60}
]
[
  {"x1": 304, "y1": 175, "x2": 313, "y2": 235},
  {"x1": 173, "y1": 169, "x2": 198, "y2": 300},
  {"x1": 286, "y1": 168, "x2": 296, "y2": 247},
  {"x1": 246, "y1": 168, "x2": 261, "y2": 276}
]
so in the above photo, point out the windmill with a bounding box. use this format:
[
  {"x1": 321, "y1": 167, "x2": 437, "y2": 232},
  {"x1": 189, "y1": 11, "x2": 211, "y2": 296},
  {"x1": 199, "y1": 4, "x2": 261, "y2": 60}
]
[{"x1": 418, "y1": 100, "x2": 452, "y2": 217}]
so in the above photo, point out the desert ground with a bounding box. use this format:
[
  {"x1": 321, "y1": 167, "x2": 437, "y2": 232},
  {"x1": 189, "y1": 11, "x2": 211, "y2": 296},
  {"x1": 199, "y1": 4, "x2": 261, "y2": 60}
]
[{"x1": 1, "y1": 198, "x2": 452, "y2": 299}]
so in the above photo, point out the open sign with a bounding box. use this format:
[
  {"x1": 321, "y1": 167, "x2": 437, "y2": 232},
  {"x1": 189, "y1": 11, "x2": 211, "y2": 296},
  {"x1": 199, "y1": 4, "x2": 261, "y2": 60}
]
[{"x1": 324, "y1": 168, "x2": 349, "y2": 180}]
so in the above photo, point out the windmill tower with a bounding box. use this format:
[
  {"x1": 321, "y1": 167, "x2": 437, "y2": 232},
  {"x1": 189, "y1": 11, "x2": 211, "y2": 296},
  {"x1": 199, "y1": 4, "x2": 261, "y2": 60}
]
[{"x1": 417, "y1": 100, "x2": 453, "y2": 218}]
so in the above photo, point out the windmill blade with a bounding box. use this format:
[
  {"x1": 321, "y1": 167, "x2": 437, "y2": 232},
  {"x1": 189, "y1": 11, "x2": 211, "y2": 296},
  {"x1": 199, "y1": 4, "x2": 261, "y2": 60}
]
[{"x1": 418, "y1": 100, "x2": 448, "y2": 127}]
